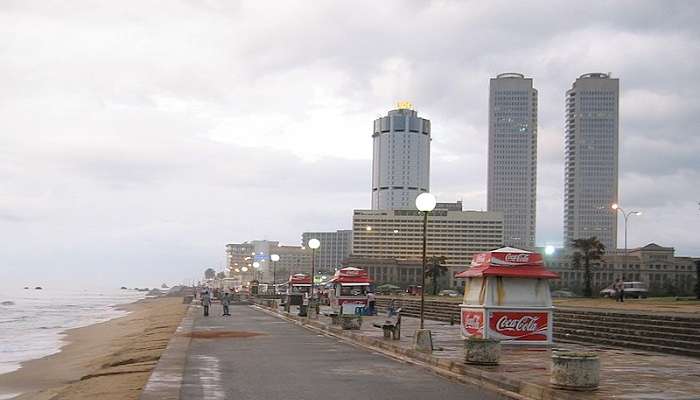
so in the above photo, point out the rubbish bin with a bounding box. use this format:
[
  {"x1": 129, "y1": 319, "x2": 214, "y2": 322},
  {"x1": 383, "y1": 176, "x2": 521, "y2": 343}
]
[{"x1": 299, "y1": 304, "x2": 308, "y2": 317}]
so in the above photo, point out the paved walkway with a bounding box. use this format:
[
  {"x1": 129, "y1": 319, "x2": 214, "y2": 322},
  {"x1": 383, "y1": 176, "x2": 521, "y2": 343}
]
[
  {"x1": 285, "y1": 304, "x2": 700, "y2": 400},
  {"x1": 179, "y1": 303, "x2": 500, "y2": 400}
]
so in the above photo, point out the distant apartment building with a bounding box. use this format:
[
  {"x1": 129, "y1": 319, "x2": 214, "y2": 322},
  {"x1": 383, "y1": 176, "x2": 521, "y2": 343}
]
[
  {"x1": 226, "y1": 241, "x2": 311, "y2": 284},
  {"x1": 351, "y1": 205, "x2": 504, "y2": 287},
  {"x1": 301, "y1": 230, "x2": 352, "y2": 273},
  {"x1": 564, "y1": 73, "x2": 619, "y2": 250},
  {"x1": 545, "y1": 244, "x2": 698, "y2": 295},
  {"x1": 487, "y1": 73, "x2": 537, "y2": 249},
  {"x1": 371, "y1": 103, "x2": 431, "y2": 210}
]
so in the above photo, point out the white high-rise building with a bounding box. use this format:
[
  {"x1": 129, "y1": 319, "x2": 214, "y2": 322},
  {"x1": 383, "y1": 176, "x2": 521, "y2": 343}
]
[
  {"x1": 564, "y1": 73, "x2": 619, "y2": 250},
  {"x1": 487, "y1": 73, "x2": 538, "y2": 249},
  {"x1": 371, "y1": 103, "x2": 431, "y2": 210}
]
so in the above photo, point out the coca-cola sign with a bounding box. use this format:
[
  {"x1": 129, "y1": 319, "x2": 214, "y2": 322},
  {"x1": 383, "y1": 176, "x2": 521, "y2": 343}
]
[
  {"x1": 504, "y1": 253, "x2": 530, "y2": 263},
  {"x1": 460, "y1": 309, "x2": 484, "y2": 338},
  {"x1": 488, "y1": 311, "x2": 549, "y2": 341}
]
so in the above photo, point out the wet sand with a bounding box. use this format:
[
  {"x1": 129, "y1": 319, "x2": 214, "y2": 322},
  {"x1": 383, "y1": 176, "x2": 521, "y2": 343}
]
[{"x1": 0, "y1": 297, "x2": 187, "y2": 400}]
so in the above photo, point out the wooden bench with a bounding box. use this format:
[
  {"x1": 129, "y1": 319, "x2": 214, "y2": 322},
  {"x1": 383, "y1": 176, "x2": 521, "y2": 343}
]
[
  {"x1": 373, "y1": 311, "x2": 401, "y2": 340},
  {"x1": 322, "y1": 310, "x2": 341, "y2": 325}
]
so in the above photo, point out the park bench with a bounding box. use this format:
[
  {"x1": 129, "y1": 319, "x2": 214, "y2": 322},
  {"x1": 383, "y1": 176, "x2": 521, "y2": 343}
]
[
  {"x1": 373, "y1": 309, "x2": 401, "y2": 340},
  {"x1": 322, "y1": 310, "x2": 341, "y2": 325}
]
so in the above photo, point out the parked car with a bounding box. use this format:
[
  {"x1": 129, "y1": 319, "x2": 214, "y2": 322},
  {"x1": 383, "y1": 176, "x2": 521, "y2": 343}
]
[
  {"x1": 600, "y1": 281, "x2": 649, "y2": 299},
  {"x1": 551, "y1": 290, "x2": 577, "y2": 298},
  {"x1": 438, "y1": 289, "x2": 460, "y2": 297}
]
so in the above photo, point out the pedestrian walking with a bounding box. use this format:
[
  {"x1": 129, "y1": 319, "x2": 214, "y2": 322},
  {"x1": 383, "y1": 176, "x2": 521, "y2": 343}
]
[
  {"x1": 222, "y1": 292, "x2": 231, "y2": 316},
  {"x1": 615, "y1": 278, "x2": 625, "y2": 303},
  {"x1": 202, "y1": 290, "x2": 212, "y2": 316},
  {"x1": 367, "y1": 291, "x2": 376, "y2": 315}
]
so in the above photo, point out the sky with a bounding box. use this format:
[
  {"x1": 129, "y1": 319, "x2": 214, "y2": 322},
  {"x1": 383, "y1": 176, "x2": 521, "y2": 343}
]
[{"x1": 1, "y1": 0, "x2": 699, "y2": 288}]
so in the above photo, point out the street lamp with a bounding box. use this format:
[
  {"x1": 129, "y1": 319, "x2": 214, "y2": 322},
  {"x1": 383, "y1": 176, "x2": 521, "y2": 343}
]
[
  {"x1": 271, "y1": 254, "x2": 280, "y2": 291},
  {"x1": 308, "y1": 238, "x2": 321, "y2": 316},
  {"x1": 415, "y1": 192, "x2": 436, "y2": 352},
  {"x1": 253, "y1": 261, "x2": 261, "y2": 281},
  {"x1": 611, "y1": 203, "x2": 642, "y2": 278},
  {"x1": 416, "y1": 193, "x2": 437, "y2": 323}
]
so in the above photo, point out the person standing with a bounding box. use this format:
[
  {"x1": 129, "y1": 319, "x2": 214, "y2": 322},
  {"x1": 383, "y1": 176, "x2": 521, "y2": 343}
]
[
  {"x1": 367, "y1": 291, "x2": 376, "y2": 315},
  {"x1": 202, "y1": 290, "x2": 212, "y2": 316},
  {"x1": 615, "y1": 278, "x2": 625, "y2": 303},
  {"x1": 222, "y1": 292, "x2": 231, "y2": 316}
]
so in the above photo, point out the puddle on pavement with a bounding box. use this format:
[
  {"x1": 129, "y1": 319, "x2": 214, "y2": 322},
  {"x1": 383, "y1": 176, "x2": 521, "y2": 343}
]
[{"x1": 184, "y1": 330, "x2": 267, "y2": 339}]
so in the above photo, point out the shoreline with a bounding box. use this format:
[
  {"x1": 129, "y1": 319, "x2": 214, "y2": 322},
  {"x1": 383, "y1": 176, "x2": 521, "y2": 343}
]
[{"x1": 0, "y1": 297, "x2": 187, "y2": 400}]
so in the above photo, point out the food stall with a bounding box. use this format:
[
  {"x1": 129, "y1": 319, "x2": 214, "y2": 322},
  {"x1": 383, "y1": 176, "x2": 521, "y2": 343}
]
[
  {"x1": 284, "y1": 274, "x2": 311, "y2": 313},
  {"x1": 455, "y1": 247, "x2": 559, "y2": 344},
  {"x1": 328, "y1": 267, "x2": 371, "y2": 315}
]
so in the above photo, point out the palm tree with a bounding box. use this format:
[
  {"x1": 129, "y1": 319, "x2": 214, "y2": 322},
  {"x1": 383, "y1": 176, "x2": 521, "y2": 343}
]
[
  {"x1": 425, "y1": 256, "x2": 448, "y2": 295},
  {"x1": 571, "y1": 237, "x2": 606, "y2": 297},
  {"x1": 204, "y1": 268, "x2": 216, "y2": 280},
  {"x1": 694, "y1": 260, "x2": 700, "y2": 300}
]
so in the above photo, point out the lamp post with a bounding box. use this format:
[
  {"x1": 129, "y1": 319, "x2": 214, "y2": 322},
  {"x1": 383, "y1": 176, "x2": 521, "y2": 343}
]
[
  {"x1": 253, "y1": 261, "x2": 261, "y2": 282},
  {"x1": 271, "y1": 254, "x2": 280, "y2": 293},
  {"x1": 308, "y1": 238, "x2": 321, "y2": 316},
  {"x1": 415, "y1": 192, "x2": 436, "y2": 352},
  {"x1": 611, "y1": 204, "x2": 642, "y2": 278},
  {"x1": 416, "y1": 193, "x2": 436, "y2": 329}
]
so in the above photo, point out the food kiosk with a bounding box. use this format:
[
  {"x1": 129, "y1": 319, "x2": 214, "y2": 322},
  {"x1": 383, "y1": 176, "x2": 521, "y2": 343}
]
[
  {"x1": 328, "y1": 267, "x2": 371, "y2": 315},
  {"x1": 455, "y1": 247, "x2": 559, "y2": 344},
  {"x1": 284, "y1": 274, "x2": 311, "y2": 313}
]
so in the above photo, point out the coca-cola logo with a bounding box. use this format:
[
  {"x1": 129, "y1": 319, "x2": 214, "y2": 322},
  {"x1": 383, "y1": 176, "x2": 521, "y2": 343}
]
[
  {"x1": 461, "y1": 310, "x2": 484, "y2": 338},
  {"x1": 495, "y1": 315, "x2": 539, "y2": 332},
  {"x1": 464, "y1": 315, "x2": 481, "y2": 329},
  {"x1": 504, "y1": 253, "x2": 530, "y2": 263}
]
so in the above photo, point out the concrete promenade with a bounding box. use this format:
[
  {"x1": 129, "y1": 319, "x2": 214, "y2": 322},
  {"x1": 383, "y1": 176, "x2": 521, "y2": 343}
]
[
  {"x1": 150, "y1": 303, "x2": 501, "y2": 400},
  {"x1": 265, "y1": 303, "x2": 700, "y2": 400}
]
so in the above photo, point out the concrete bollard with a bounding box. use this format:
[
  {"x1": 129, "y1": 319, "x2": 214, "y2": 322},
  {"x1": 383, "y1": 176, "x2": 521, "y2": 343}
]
[
  {"x1": 550, "y1": 352, "x2": 600, "y2": 391},
  {"x1": 413, "y1": 329, "x2": 433, "y2": 353},
  {"x1": 464, "y1": 337, "x2": 501, "y2": 365},
  {"x1": 341, "y1": 316, "x2": 362, "y2": 330}
]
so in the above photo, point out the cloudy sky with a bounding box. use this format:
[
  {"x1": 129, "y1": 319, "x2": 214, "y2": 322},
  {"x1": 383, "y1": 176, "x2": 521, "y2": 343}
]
[{"x1": 1, "y1": 1, "x2": 699, "y2": 288}]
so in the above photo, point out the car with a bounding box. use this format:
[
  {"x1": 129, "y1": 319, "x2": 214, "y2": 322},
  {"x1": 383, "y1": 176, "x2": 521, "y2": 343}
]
[
  {"x1": 438, "y1": 289, "x2": 460, "y2": 297},
  {"x1": 600, "y1": 281, "x2": 649, "y2": 299},
  {"x1": 551, "y1": 290, "x2": 577, "y2": 298}
]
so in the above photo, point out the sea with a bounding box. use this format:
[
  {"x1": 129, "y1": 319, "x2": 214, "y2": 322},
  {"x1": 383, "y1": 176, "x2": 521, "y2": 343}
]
[{"x1": 0, "y1": 288, "x2": 146, "y2": 377}]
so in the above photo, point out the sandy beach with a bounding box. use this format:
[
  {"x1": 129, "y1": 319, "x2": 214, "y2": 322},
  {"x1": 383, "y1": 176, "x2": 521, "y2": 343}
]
[{"x1": 0, "y1": 297, "x2": 187, "y2": 400}]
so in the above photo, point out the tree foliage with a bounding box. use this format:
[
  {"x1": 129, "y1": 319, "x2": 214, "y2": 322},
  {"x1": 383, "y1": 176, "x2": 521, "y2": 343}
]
[
  {"x1": 571, "y1": 237, "x2": 606, "y2": 297},
  {"x1": 695, "y1": 260, "x2": 700, "y2": 300},
  {"x1": 425, "y1": 256, "x2": 448, "y2": 295},
  {"x1": 204, "y1": 268, "x2": 216, "y2": 279}
]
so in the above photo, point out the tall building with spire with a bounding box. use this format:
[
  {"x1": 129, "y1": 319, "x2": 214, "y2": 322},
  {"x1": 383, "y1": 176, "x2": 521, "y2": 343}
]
[
  {"x1": 564, "y1": 73, "x2": 619, "y2": 250},
  {"x1": 487, "y1": 73, "x2": 538, "y2": 249},
  {"x1": 371, "y1": 103, "x2": 431, "y2": 210}
]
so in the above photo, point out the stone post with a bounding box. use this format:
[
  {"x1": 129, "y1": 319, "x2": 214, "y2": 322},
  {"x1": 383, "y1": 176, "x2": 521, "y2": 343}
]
[
  {"x1": 464, "y1": 337, "x2": 501, "y2": 365},
  {"x1": 550, "y1": 352, "x2": 600, "y2": 391},
  {"x1": 413, "y1": 329, "x2": 433, "y2": 353}
]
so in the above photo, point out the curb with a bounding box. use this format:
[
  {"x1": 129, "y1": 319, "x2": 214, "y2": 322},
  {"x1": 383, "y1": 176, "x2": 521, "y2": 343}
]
[
  {"x1": 252, "y1": 304, "x2": 583, "y2": 400},
  {"x1": 139, "y1": 305, "x2": 195, "y2": 400}
]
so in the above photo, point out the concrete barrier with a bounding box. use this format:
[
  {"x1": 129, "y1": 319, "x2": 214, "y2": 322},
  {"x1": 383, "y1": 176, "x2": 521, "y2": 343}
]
[
  {"x1": 550, "y1": 352, "x2": 600, "y2": 391},
  {"x1": 465, "y1": 338, "x2": 501, "y2": 365}
]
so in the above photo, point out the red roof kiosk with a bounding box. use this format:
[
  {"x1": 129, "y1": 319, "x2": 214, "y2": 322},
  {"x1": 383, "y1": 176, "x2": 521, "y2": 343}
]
[
  {"x1": 328, "y1": 267, "x2": 372, "y2": 315},
  {"x1": 455, "y1": 247, "x2": 559, "y2": 344}
]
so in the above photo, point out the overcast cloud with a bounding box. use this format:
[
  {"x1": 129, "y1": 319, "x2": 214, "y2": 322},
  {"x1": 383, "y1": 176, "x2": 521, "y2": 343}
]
[{"x1": 1, "y1": 0, "x2": 699, "y2": 288}]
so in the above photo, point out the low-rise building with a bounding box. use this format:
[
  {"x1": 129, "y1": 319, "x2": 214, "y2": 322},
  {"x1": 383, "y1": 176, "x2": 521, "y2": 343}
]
[
  {"x1": 544, "y1": 243, "x2": 698, "y2": 296},
  {"x1": 351, "y1": 206, "x2": 504, "y2": 288}
]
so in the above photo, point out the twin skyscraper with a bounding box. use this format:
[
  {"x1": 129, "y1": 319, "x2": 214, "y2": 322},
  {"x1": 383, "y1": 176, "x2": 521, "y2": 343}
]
[{"x1": 371, "y1": 73, "x2": 620, "y2": 251}]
